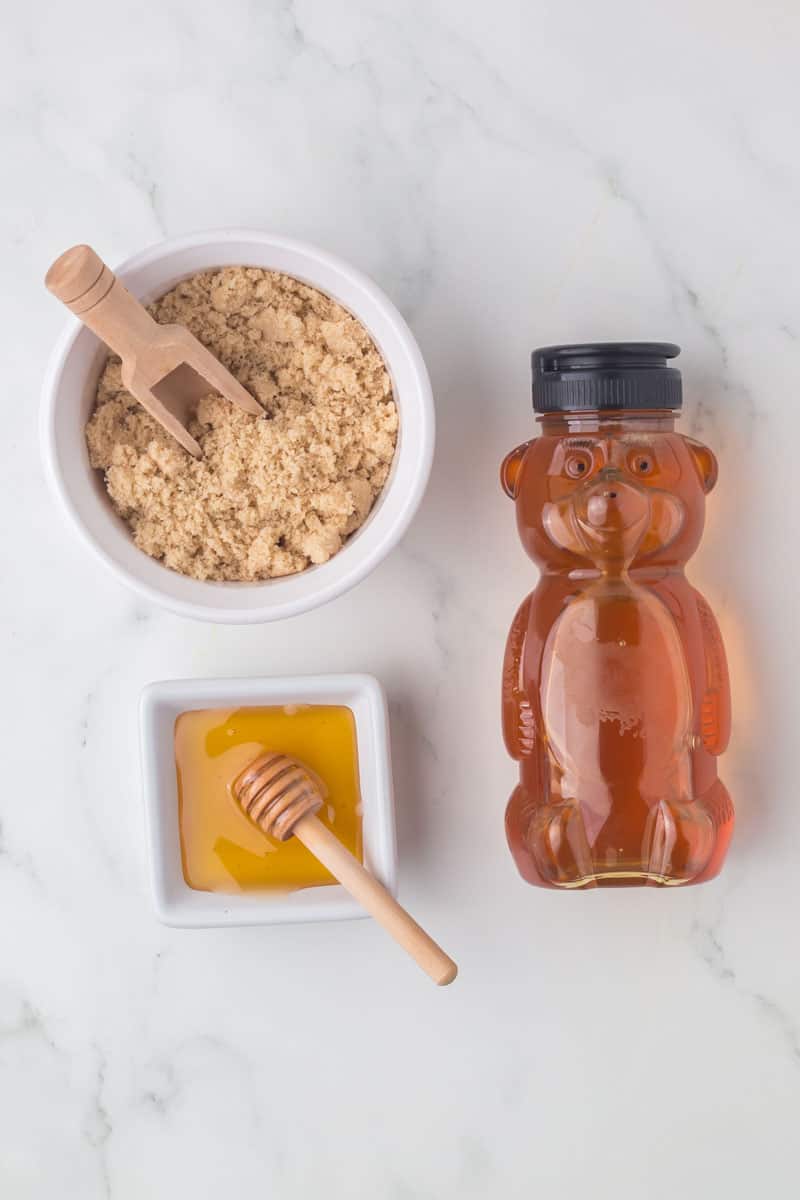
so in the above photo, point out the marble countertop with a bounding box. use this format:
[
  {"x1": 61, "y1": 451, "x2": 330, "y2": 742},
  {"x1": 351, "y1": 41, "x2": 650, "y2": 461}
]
[{"x1": 4, "y1": 1, "x2": 799, "y2": 1195}]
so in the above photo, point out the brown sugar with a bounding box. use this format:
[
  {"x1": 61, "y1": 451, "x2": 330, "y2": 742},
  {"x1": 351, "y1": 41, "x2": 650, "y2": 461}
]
[{"x1": 85, "y1": 267, "x2": 398, "y2": 581}]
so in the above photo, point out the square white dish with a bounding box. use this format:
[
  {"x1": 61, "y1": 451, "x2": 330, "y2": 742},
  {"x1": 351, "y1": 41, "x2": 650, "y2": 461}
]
[{"x1": 140, "y1": 674, "x2": 397, "y2": 927}]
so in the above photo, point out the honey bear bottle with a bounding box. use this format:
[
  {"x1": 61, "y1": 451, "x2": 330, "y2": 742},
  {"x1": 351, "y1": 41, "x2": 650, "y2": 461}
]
[{"x1": 502, "y1": 343, "x2": 733, "y2": 889}]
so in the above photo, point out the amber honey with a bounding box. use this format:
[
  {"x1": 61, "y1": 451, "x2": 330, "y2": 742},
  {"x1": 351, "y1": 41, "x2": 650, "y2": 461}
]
[
  {"x1": 174, "y1": 705, "x2": 362, "y2": 893},
  {"x1": 503, "y1": 397, "x2": 733, "y2": 889}
]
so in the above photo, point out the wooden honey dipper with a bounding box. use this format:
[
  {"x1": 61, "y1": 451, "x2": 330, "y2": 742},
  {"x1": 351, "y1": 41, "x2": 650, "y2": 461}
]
[
  {"x1": 45, "y1": 244, "x2": 264, "y2": 457},
  {"x1": 232, "y1": 753, "x2": 458, "y2": 986}
]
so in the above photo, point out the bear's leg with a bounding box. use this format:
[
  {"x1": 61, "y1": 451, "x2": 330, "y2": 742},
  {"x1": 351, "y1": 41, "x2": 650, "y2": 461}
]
[
  {"x1": 506, "y1": 757, "x2": 596, "y2": 888},
  {"x1": 641, "y1": 781, "x2": 727, "y2": 885},
  {"x1": 506, "y1": 784, "x2": 547, "y2": 886},
  {"x1": 685, "y1": 778, "x2": 734, "y2": 884}
]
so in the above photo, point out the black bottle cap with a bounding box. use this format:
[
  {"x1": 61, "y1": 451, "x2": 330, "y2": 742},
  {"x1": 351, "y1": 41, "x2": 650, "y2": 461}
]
[{"x1": 531, "y1": 342, "x2": 682, "y2": 413}]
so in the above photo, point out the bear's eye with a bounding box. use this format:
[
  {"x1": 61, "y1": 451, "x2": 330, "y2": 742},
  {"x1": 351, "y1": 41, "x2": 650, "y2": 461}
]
[
  {"x1": 629, "y1": 451, "x2": 654, "y2": 476},
  {"x1": 565, "y1": 450, "x2": 593, "y2": 479}
]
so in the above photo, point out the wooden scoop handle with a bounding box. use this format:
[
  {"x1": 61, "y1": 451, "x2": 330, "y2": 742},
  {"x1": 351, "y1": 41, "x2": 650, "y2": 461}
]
[
  {"x1": 293, "y1": 813, "x2": 458, "y2": 986},
  {"x1": 45, "y1": 244, "x2": 159, "y2": 361}
]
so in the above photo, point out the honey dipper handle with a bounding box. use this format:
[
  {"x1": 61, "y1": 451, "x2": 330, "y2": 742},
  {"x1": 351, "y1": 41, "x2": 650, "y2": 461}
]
[
  {"x1": 293, "y1": 814, "x2": 457, "y2": 986},
  {"x1": 45, "y1": 244, "x2": 160, "y2": 361}
]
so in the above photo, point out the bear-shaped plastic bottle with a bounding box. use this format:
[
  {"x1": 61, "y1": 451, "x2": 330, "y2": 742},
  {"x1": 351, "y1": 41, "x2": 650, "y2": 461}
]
[{"x1": 502, "y1": 343, "x2": 733, "y2": 889}]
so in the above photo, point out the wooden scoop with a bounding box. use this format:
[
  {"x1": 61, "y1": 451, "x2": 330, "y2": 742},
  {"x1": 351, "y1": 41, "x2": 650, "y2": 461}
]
[
  {"x1": 232, "y1": 753, "x2": 458, "y2": 986},
  {"x1": 45, "y1": 244, "x2": 263, "y2": 457}
]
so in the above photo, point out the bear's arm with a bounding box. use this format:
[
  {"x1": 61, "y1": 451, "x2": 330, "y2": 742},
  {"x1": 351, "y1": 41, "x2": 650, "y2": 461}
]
[
  {"x1": 652, "y1": 577, "x2": 731, "y2": 758},
  {"x1": 692, "y1": 587, "x2": 732, "y2": 756},
  {"x1": 502, "y1": 594, "x2": 536, "y2": 760}
]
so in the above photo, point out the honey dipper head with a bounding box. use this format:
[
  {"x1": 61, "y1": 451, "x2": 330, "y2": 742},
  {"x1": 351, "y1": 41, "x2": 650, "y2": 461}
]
[{"x1": 232, "y1": 753, "x2": 323, "y2": 842}]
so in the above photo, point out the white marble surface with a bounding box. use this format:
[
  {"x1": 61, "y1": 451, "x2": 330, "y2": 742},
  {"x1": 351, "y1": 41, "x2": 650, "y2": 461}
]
[{"x1": 3, "y1": 0, "x2": 799, "y2": 1195}]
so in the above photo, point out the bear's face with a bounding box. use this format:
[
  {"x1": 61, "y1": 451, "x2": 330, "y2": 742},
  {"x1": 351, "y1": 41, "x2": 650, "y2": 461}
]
[{"x1": 501, "y1": 430, "x2": 717, "y2": 570}]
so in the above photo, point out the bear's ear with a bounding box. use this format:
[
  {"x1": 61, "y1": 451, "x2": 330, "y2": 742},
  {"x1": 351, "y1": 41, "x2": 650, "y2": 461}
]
[
  {"x1": 501, "y1": 441, "x2": 532, "y2": 499},
  {"x1": 684, "y1": 436, "x2": 718, "y2": 494}
]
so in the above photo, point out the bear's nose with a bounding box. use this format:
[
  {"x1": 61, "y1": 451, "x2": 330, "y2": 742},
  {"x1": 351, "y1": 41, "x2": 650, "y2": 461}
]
[
  {"x1": 586, "y1": 493, "x2": 614, "y2": 526},
  {"x1": 584, "y1": 478, "x2": 650, "y2": 532}
]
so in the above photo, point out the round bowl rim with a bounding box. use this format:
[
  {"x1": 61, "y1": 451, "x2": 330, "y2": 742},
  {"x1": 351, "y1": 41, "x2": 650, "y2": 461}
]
[{"x1": 40, "y1": 228, "x2": 434, "y2": 623}]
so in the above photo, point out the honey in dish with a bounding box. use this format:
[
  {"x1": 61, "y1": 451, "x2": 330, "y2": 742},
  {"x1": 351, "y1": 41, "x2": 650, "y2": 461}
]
[{"x1": 175, "y1": 705, "x2": 362, "y2": 893}]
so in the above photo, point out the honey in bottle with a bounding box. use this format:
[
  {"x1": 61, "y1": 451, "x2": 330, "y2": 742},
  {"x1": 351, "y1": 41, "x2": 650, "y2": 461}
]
[{"x1": 501, "y1": 343, "x2": 733, "y2": 888}]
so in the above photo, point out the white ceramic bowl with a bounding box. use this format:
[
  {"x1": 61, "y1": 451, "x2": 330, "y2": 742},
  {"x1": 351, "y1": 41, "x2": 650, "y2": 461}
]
[
  {"x1": 41, "y1": 230, "x2": 434, "y2": 623},
  {"x1": 140, "y1": 673, "x2": 397, "y2": 927}
]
